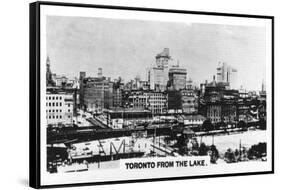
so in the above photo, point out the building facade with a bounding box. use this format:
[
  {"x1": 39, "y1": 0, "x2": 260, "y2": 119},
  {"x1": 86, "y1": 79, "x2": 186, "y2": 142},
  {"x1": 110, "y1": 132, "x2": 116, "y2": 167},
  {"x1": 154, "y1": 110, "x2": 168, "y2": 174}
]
[
  {"x1": 46, "y1": 92, "x2": 74, "y2": 126},
  {"x1": 146, "y1": 91, "x2": 167, "y2": 114},
  {"x1": 167, "y1": 64, "x2": 187, "y2": 91},
  {"x1": 148, "y1": 48, "x2": 171, "y2": 91},
  {"x1": 216, "y1": 62, "x2": 238, "y2": 89},
  {"x1": 181, "y1": 89, "x2": 198, "y2": 114},
  {"x1": 128, "y1": 91, "x2": 148, "y2": 109},
  {"x1": 79, "y1": 71, "x2": 124, "y2": 112},
  {"x1": 128, "y1": 90, "x2": 167, "y2": 114},
  {"x1": 167, "y1": 90, "x2": 182, "y2": 113},
  {"x1": 199, "y1": 81, "x2": 239, "y2": 124}
]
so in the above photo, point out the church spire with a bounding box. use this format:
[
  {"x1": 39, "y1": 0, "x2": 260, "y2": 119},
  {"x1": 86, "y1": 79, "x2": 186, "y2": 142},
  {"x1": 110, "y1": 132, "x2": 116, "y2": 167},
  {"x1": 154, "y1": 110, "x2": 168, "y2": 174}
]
[{"x1": 46, "y1": 55, "x2": 54, "y2": 86}]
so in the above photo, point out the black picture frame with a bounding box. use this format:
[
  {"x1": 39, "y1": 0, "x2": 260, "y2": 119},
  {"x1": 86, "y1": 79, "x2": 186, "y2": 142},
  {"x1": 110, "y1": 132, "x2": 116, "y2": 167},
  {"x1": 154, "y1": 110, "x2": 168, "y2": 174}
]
[{"x1": 29, "y1": 1, "x2": 274, "y2": 189}]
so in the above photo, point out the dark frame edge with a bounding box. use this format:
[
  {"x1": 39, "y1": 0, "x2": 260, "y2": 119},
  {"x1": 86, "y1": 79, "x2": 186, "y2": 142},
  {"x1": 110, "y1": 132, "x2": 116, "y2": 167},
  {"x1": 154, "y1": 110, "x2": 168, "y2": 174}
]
[
  {"x1": 36, "y1": 1, "x2": 274, "y2": 19},
  {"x1": 271, "y1": 16, "x2": 274, "y2": 174},
  {"x1": 29, "y1": 1, "x2": 274, "y2": 188},
  {"x1": 29, "y1": 2, "x2": 41, "y2": 189}
]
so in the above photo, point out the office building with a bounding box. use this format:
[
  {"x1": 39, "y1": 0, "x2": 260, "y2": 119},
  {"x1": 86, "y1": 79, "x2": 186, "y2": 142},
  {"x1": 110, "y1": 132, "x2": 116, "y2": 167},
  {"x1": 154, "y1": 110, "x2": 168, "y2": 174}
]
[
  {"x1": 148, "y1": 48, "x2": 172, "y2": 91},
  {"x1": 128, "y1": 90, "x2": 167, "y2": 114},
  {"x1": 46, "y1": 91, "x2": 74, "y2": 126},
  {"x1": 181, "y1": 89, "x2": 198, "y2": 114},
  {"x1": 216, "y1": 62, "x2": 238, "y2": 89},
  {"x1": 167, "y1": 63, "x2": 187, "y2": 91}
]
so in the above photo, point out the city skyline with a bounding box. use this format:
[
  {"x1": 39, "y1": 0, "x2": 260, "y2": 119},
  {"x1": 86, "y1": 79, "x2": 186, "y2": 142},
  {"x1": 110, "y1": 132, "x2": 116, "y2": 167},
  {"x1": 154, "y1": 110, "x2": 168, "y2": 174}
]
[{"x1": 47, "y1": 16, "x2": 266, "y2": 91}]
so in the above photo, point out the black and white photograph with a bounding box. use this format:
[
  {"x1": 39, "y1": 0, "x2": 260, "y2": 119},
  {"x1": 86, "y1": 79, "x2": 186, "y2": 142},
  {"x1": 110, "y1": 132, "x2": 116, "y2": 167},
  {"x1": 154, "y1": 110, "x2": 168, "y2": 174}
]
[{"x1": 29, "y1": 1, "x2": 274, "y2": 188}]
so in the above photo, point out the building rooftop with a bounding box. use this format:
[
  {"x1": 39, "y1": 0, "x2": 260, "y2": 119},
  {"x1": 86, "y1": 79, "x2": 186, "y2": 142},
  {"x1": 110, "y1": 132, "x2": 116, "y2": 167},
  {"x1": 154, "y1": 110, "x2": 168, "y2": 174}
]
[
  {"x1": 169, "y1": 65, "x2": 187, "y2": 74},
  {"x1": 155, "y1": 48, "x2": 171, "y2": 59},
  {"x1": 106, "y1": 108, "x2": 151, "y2": 113},
  {"x1": 178, "y1": 114, "x2": 206, "y2": 120}
]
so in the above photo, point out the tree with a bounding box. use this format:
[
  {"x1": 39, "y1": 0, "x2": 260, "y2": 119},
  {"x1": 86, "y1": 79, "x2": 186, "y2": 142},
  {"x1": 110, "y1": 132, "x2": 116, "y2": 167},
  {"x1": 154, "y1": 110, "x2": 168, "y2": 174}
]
[
  {"x1": 238, "y1": 120, "x2": 247, "y2": 131},
  {"x1": 209, "y1": 145, "x2": 219, "y2": 164},
  {"x1": 224, "y1": 148, "x2": 236, "y2": 163},
  {"x1": 248, "y1": 142, "x2": 266, "y2": 159},
  {"x1": 202, "y1": 119, "x2": 214, "y2": 132},
  {"x1": 259, "y1": 118, "x2": 266, "y2": 130},
  {"x1": 198, "y1": 143, "x2": 208, "y2": 156}
]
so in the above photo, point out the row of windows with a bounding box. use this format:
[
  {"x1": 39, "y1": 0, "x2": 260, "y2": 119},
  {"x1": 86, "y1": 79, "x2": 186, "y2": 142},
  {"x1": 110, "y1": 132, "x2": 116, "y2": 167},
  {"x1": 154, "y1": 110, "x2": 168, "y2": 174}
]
[
  {"x1": 46, "y1": 102, "x2": 72, "y2": 107},
  {"x1": 182, "y1": 93, "x2": 194, "y2": 96},
  {"x1": 46, "y1": 96, "x2": 62, "y2": 100},
  {"x1": 47, "y1": 115, "x2": 62, "y2": 119},
  {"x1": 148, "y1": 94, "x2": 165, "y2": 97},
  {"x1": 47, "y1": 115, "x2": 71, "y2": 119},
  {"x1": 47, "y1": 109, "x2": 62, "y2": 113},
  {"x1": 211, "y1": 118, "x2": 221, "y2": 123},
  {"x1": 150, "y1": 105, "x2": 165, "y2": 108},
  {"x1": 182, "y1": 100, "x2": 196, "y2": 104},
  {"x1": 150, "y1": 98, "x2": 166, "y2": 100},
  {"x1": 46, "y1": 102, "x2": 62, "y2": 107},
  {"x1": 46, "y1": 109, "x2": 72, "y2": 113},
  {"x1": 208, "y1": 112, "x2": 221, "y2": 117},
  {"x1": 149, "y1": 99, "x2": 166, "y2": 102}
]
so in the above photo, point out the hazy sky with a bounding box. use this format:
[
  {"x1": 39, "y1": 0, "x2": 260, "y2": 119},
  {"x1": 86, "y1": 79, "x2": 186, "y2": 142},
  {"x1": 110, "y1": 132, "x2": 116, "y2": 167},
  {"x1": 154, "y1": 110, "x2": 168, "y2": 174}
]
[{"x1": 47, "y1": 16, "x2": 266, "y2": 91}]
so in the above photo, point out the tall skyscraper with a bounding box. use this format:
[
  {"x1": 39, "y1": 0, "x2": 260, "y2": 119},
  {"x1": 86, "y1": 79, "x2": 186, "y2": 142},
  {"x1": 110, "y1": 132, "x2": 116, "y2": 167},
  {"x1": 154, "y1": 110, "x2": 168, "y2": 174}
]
[
  {"x1": 148, "y1": 48, "x2": 172, "y2": 91},
  {"x1": 155, "y1": 48, "x2": 170, "y2": 68},
  {"x1": 167, "y1": 63, "x2": 187, "y2": 91},
  {"x1": 227, "y1": 66, "x2": 238, "y2": 89},
  {"x1": 216, "y1": 62, "x2": 238, "y2": 89}
]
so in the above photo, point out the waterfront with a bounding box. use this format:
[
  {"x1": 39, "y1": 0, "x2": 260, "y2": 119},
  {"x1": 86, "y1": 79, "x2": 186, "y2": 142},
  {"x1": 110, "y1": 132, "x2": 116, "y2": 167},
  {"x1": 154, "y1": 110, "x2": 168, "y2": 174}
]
[{"x1": 197, "y1": 130, "x2": 267, "y2": 153}]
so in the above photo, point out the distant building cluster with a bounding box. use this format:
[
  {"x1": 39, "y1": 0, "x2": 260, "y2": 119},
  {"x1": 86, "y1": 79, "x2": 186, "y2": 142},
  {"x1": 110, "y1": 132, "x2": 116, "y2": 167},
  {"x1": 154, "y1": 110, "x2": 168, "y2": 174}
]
[
  {"x1": 45, "y1": 48, "x2": 266, "y2": 128},
  {"x1": 46, "y1": 55, "x2": 79, "y2": 89}
]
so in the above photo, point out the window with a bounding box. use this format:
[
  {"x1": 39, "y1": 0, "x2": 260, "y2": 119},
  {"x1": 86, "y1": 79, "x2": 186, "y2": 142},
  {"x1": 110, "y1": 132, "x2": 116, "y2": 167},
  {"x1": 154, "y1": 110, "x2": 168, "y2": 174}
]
[
  {"x1": 52, "y1": 103, "x2": 55, "y2": 106},
  {"x1": 56, "y1": 96, "x2": 58, "y2": 100},
  {"x1": 49, "y1": 103, "x2": 51, "y2": 106},
  {"x1": 60, "y1": 103, "x2": 62, "y2": 106}
]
